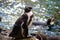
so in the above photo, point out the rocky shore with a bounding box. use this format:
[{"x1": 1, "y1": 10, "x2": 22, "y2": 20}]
[{"x1": 0, "y1": 29, "x2": 60, "y2": 40}]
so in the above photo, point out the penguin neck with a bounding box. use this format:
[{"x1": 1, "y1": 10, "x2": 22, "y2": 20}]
[{"x1": 26, "y1": 11, "x2": 33, "y2": 17}]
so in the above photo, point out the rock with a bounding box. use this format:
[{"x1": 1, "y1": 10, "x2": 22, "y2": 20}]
[
  {"x1": 15, "y1": 36, "x2": 39, "y2": 40},
  {"x1": 0, "y1": 28, "x2": 2, "y2": 33},
  {"x1": 0, "y1": 34, "x2": 2, "y2": 40},
  {"x1": 36, "y1": 33, "x2": 47, "y2": 40},
  {"x1": 0, "y1": 17, "x2": 2, "y2": 22}
]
